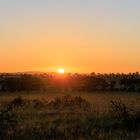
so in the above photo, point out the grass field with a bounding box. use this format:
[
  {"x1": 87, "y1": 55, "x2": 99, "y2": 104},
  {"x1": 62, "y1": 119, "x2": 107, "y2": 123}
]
[
  {"x1": 0, "y1": 91, "x2": 140, "y2": 140},
  {"x1": 0, "y1": 91, "x2": 140, "y2": 112}
]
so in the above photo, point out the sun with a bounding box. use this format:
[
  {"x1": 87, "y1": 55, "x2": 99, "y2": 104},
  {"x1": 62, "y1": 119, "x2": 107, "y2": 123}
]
[{"x1": 57, "y1": 68, "x2": 65, "y2": 74}]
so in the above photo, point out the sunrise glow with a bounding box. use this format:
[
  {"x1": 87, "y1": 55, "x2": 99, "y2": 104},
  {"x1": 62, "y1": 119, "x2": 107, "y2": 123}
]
[
  {"x1": 0, "y1": 1, "x2": 140, "y2": 73},
  {"x1": 57, "y1": 68, "x2": 65, "y2": 74}
]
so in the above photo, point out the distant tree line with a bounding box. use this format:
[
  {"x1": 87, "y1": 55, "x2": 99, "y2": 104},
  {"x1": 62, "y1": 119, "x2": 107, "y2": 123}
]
[{"x1": 0, "y1": 72, "x2": 140, "y2": 92}]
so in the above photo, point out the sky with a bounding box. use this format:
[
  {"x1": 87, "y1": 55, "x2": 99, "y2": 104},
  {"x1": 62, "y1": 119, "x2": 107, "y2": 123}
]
[{"x1": 0, "y1": 0, "x2": 140, "y2": 73}]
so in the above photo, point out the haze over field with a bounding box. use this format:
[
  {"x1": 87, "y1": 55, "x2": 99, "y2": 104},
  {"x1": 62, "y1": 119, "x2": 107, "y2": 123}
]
[{"x1": 0, "y1": 0, "x2": 140, "y2": 73}]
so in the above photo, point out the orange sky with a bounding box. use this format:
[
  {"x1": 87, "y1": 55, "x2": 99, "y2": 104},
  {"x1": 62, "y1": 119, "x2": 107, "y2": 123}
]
[{"x1": 0, "y1": 0, "x2": 140, "y2": 73}]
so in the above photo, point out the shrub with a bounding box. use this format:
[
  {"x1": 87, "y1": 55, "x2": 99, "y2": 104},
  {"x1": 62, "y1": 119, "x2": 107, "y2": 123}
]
[
  {"x1": 109, "y1": 100, "x2": 132, "y2": 119},
  {"x1": 0, "y1": 103, "x2": 17, "y2": 139},
  {"x1": 48, "y1": 95, "x2": 91, "y2": 112},
  {"x1": 10, "y1": 96, "x2": 26, "y2": 107}
]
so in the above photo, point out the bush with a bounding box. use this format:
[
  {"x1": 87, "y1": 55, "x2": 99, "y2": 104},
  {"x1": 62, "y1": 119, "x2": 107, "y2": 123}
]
[
  {"x1": 109, "y1": 100, "x2": 132, "y2": 119},
  {"x1": 10, "y1": 96, "x2": 26, "y2": 107},
  {"x1": 48, "y1": 95, "x2": 91, "y2": 112},
  {"x1": 0, "y1": 103, "x2": 17, "y2": 139},
  {"x1": 109, "y1": 100, "x2": 140, "y2": 131}
]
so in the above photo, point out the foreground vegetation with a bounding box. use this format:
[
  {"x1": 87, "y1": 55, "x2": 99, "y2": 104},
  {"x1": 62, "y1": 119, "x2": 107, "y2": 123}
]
[{"x1": 0, "y1": 92, "x2": 140, "y2": 140}]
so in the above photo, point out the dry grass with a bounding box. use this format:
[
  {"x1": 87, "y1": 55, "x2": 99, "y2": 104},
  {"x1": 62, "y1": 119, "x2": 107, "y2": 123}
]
[
  {"x1": 0, "y1": 91, "x2": 140, "y2": 112},
  {"x1": 0, "y1": 91, "x2": 140, "y2": 140}
]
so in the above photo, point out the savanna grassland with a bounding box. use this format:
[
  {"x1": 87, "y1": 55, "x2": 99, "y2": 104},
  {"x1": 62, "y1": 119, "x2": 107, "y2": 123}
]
[{"x1": 0, "y1": 91, "x2": 140, "y2": 140}]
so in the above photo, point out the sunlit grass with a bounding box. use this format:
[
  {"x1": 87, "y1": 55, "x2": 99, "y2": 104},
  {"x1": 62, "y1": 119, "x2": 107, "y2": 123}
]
[{"x1": 0, "y1": 91, "x2": 140, "y2": 112}]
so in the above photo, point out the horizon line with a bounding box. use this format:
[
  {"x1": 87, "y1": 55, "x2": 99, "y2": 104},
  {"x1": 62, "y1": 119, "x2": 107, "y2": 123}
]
[{"x1": 0, "y1": 70, "x2": 139, "y2": 75}]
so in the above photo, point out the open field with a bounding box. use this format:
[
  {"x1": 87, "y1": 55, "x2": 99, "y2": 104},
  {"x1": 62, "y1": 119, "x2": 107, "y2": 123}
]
[
  {"x1": 0, "y1": 91, "x2": 140, "y2": 140},
  {"x1": 0, "y1": 91, "x2": 140, "y2": 113}
]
